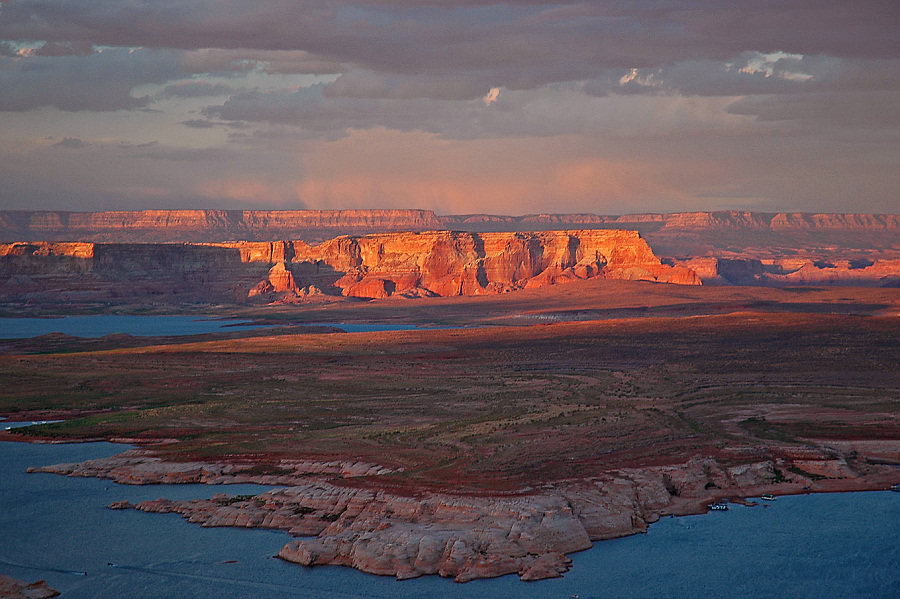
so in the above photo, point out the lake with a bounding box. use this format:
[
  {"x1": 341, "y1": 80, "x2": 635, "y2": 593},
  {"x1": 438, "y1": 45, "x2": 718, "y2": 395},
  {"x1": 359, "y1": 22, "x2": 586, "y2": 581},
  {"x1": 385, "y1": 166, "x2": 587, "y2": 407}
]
[
  {"x1": 0, "y1": 315, "x2": 437, "y2": 339},
  {"x1": 0, "y1": 315, "x2": 268, "y2": 339},
  {"x1": 1, "y1": 440, "x2": 897, "y2": 598}
]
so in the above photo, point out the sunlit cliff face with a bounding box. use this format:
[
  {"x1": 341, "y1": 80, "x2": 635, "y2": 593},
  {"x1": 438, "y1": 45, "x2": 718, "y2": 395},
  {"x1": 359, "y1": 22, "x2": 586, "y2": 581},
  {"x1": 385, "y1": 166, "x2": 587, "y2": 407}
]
[{"x1": 0, "y1": 1, "x2": 898, "y2": 214}]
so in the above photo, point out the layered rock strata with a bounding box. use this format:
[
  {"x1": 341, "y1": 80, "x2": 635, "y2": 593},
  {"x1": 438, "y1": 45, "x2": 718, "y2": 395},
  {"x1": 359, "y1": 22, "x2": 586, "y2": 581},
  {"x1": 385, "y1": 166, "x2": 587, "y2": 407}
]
[
  {"x1": 31, "y1": 447, "x2": 900, "y2": 582},
  {"x1": 676, "y1": 257, "x2": 900, "y2": 287},
  {"x1": 2, "y1": 210, "x2": 898, "y2": 244},
  {"x1": 0, "y1": 230, "x2": 699, "y2": 305}
]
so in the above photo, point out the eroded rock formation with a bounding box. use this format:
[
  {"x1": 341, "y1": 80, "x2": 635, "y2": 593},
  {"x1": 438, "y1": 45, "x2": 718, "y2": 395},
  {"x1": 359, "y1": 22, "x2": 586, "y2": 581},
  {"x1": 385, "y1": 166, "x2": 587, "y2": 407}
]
[
  {"x1": 0, "y1": 230, "x2": 698, "y2": 306},
  {"x1": 31, "y1": 445, "x2": 900, "y2": 582},
  {"x1": 675, "y1": 257, "x2": 900, "y2": 287},
  {"x1": 286, "y1": 230, "x2": 699, "y2": 299},
  {"x1": 0, "y1": 575, "x2": 59, "y2": 599}
]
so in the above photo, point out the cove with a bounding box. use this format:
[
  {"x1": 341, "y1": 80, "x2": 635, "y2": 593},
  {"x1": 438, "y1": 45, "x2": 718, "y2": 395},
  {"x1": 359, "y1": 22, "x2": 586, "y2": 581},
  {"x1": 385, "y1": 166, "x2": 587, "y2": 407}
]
[{"x1": 1, "y1": 441, "x2": 898, "y2": 598}]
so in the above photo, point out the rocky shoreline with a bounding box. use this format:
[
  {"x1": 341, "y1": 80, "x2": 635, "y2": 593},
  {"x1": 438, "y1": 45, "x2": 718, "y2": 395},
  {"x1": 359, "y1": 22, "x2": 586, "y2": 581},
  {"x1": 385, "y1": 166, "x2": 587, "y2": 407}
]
[
  {"x1": 29, "y1": 446, "x2": 900, "y2": 582},
  {"x1": 0, "y1": 575, "x2": 58, "y2": 599}
]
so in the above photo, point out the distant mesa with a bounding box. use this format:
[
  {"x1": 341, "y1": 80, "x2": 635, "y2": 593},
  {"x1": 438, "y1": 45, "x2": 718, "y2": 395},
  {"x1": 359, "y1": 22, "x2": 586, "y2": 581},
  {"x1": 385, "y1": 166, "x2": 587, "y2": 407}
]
[{"x1": 1, "y1": 209, "x2": 898, "y2": 244}]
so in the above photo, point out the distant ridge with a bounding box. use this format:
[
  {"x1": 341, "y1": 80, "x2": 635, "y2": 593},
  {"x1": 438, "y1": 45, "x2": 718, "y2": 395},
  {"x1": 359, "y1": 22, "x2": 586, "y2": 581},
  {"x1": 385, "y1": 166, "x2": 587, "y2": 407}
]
[{"x1": 0, "y1": 209, "x2": 898, "y2": 244}]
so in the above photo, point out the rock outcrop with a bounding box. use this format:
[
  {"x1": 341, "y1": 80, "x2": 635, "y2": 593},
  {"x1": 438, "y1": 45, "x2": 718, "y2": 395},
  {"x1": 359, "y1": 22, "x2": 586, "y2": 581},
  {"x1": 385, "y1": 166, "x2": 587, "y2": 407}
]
[
  {"x1": 27, "y1": 449, "x2": 397, "y2": 485},
  {"x1": 0, "y1": 230, "x2": 698, "y2": 306},
  {"x1": 289, "y1": 230, "x2": 699, "y2": 298},
  {"x1": 676, "y1": 257, "x2": 900, "y2": 287},
  {"x1": 0, "y1": 575, "x2": 59, "y2": 599},
  {"x1": 32, "y1": 447, "x2": 899, "y2": 582}
]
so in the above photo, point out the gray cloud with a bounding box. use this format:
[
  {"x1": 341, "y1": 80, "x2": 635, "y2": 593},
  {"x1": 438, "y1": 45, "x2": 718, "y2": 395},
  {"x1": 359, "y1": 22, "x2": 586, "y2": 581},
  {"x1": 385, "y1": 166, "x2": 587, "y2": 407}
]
[
  {"x1": 726, "y1": 90, "x2": 900, "y2": 130},
  {"x1": 0, "y1": 48, "x2": 179, "y2": 111},
  {"x1": 176, "y1": 48, "x2": 344, "y2": 75},
  {"x1": 35, "y1": 40, "x2": 93, "y2": 56},
  {"x1": 51, "y1": 136, "x2": 89, "y2": 148},
  {"x1": 159, "y1": 80, "x2": 237, "y2": 98},
  {"x1": 180, "y1": 118, "x2": 218, "y2": 128}
]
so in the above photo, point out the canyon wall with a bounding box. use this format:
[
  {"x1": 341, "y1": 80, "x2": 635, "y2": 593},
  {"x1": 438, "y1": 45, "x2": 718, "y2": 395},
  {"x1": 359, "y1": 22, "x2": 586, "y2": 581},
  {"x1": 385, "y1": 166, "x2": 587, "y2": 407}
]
[{"x1": 0, "y1": 230, "x2": 698, "y2": 307}]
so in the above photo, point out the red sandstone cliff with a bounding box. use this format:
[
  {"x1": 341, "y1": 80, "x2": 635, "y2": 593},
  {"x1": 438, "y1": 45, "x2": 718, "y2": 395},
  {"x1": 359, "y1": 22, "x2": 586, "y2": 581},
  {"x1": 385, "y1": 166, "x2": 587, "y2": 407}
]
[
  {"x1": 0, "y1": 230, "x2": 698, "y2": 307},
  {"x1": 228, "y1": 230, "x2": 699, "y2": 300}
]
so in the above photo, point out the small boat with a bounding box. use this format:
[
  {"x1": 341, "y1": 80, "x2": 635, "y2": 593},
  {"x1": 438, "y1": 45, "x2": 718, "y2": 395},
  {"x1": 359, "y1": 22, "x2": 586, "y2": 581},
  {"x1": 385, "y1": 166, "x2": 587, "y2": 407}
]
[
  {"x1": 890, "y1": 484, "x2": 900, "y2": 492},
  {"x1": 708, "y1": 502, "x2": 728, "y2": 511},
  {"x1": 761, "y1": 494, "x2": 776, "y2": 501}
]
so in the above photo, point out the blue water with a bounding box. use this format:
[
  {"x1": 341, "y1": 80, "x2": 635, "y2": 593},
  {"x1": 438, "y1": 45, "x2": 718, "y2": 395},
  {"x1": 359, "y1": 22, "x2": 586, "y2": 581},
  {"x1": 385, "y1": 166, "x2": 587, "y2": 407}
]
[
  {"x1": 1, "y1": 441, "x2": 898, "y2": 598},
  {"x1": 0, "y1": 316, "x2": 445, "y2": 339},
  {"x1": 318, "y1": 323, "x2": 424, "y2": 333},
  {"x1": 0, "y1": 315, "x2": 268, "y2": 339}
]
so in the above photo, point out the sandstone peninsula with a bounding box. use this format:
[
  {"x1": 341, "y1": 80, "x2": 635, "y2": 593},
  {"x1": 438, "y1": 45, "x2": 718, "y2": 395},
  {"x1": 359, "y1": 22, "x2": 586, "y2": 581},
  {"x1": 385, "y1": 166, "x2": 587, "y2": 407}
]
[{"x1": 32, "y1": 441, "x2": 900, "y2": 582}]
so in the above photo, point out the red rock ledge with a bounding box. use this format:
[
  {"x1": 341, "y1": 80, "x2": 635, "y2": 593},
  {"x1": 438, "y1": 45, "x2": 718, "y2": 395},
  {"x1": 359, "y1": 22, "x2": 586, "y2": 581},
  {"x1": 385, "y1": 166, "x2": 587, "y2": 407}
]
[{"x1": 0, "y1": 575, "x2": 59, "y2": 599}]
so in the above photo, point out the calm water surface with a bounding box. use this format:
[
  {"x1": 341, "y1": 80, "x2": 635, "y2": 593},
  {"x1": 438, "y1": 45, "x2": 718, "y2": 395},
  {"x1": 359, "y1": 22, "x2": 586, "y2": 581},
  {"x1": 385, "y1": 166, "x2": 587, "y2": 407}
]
[
  {"x1": 1, "y1": 441, "x2": 898, "y2": 599},
  {"x1": 0, "y1": 315, "x2": 438, "y2": 339},
  {"x1": 0, "y1": 315, "x2": 268, "y2": 339}
]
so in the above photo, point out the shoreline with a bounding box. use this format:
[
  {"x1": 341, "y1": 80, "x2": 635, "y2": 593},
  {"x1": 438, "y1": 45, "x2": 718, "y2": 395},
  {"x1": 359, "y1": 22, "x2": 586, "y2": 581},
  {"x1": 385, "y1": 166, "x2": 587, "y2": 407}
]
[{"x1": 23, "y1": 443, "x2": 900, "y2": 583}]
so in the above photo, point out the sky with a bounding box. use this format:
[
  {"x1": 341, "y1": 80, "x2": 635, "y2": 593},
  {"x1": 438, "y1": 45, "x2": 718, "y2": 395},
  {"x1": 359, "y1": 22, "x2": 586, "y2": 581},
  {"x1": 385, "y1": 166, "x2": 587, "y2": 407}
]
[{"x1": 0, "y1": 0, "x2": 898, "y2": 215}]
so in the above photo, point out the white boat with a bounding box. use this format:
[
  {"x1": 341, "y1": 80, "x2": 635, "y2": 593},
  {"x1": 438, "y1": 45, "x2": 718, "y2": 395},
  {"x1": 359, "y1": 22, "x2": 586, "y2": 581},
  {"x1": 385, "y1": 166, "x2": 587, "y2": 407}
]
[
  {"x1": 708, "y1": 502, "x2": 729, "y2": 511},
  {"x1": 890, "y1": 484, "x2": 900, "y2": 492},
  {"x1": 761, "y1": 494, "x2": 776, "y2": 501}
]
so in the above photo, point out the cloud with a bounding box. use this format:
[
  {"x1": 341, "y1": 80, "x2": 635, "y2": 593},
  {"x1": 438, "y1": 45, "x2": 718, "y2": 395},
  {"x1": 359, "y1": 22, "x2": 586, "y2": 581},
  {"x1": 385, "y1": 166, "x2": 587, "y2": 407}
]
[
  {"x1": 176, "y1": 48, "x2": 344, "y2": 75},
  {"x1": 0, "y1": 47, "x2": 179, "y2": 111},
  {"x1": 159, "y1": 80, "x2": 237, "y2": 98},
  {"x1": 180, "y1": 118, "x2": 218, "y2": 129},
  {"x1": 34, "y1": 40, "x2": 93, "y2": 57},
  {"x1": 52, "y1": 136, "x2": 89, "y2": 148},
  {"x1": 726, "y1": 90, "x2": 900, "y2": 130},
  {"x1": 2, "y1": 1, "x2": 897, "y2": 83}
]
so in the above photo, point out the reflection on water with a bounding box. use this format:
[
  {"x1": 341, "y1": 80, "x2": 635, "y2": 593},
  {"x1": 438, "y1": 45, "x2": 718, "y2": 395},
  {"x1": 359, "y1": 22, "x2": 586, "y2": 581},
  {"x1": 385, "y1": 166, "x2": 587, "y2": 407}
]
[{"x1": 1, "y1": 441, "x2": 898, "y2": 599}]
